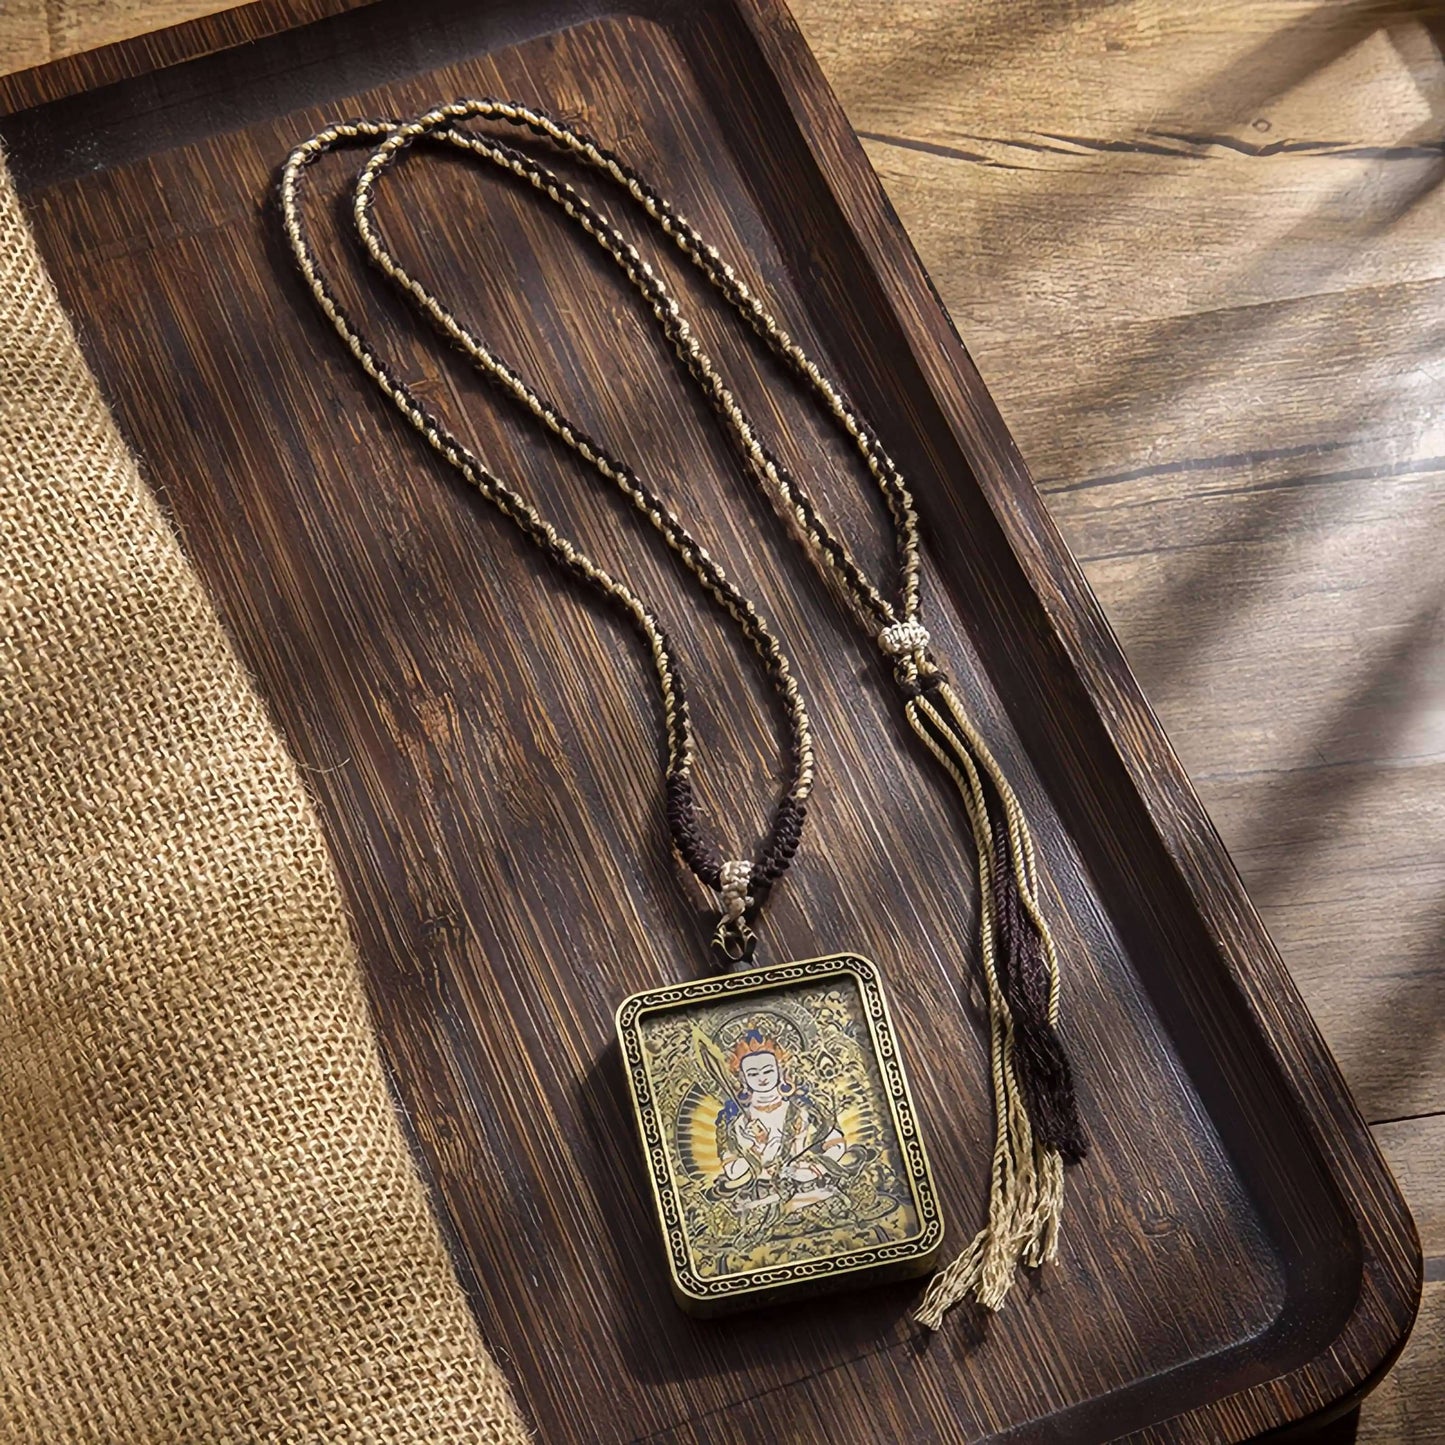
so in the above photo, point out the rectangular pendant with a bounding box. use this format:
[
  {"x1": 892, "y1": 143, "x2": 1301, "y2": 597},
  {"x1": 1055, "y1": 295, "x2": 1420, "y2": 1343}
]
[{"x1": 615, "y1": 952, "x2": 943, "y2": 1316}]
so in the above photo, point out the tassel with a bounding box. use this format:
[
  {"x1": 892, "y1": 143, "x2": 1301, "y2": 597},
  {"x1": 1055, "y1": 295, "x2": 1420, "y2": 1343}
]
[{"x1": 901, "y1": 674, "x2": 1085, "y2": 1325}]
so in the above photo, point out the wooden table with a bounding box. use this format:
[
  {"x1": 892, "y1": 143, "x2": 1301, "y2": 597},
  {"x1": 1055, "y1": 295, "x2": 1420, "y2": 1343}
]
[{"x1": 3, "y1": 0, "x2": 1439, "y2": 1437}]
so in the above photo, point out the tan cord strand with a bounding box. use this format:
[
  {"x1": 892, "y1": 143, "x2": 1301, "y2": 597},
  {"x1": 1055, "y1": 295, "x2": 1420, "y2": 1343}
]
[
  {"x1": 913, "y1": 686, "x2": 1068, "y2": 1301},
  {"x1": 905, "y1": 694, "x2": 1061, "y2": 1321}
]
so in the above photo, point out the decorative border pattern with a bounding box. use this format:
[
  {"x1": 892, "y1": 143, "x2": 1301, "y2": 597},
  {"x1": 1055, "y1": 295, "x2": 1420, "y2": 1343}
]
[{"x1": 615, "y1": 952, "x2": 943, "y2": 1305}]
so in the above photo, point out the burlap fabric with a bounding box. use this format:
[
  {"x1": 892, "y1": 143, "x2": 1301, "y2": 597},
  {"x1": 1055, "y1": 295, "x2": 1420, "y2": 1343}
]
[{"x1": 0, "y1": 154, "x2": 531, "y2": 1442}]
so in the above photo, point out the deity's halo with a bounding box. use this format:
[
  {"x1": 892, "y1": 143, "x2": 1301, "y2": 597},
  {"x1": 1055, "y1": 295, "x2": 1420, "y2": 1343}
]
[{"x1": 705, "y1": 995, "x2": 816, "y2": 1060}]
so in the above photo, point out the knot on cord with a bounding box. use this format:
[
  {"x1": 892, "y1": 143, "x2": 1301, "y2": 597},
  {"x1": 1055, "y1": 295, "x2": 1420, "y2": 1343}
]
[
  {"x1": 878, "y1": 619, "x2": 930, "y2": 658},
  {"x1": 879, "y1": 618, "x2": 933, "y2": 688}
]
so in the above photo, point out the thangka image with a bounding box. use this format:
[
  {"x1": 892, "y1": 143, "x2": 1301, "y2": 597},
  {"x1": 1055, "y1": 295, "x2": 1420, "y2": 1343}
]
[{"x1": 637, "y1": 976, "x2": 923, "y2": 1279}]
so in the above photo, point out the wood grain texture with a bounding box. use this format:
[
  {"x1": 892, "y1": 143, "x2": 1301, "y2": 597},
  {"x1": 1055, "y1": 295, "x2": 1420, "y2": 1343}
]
[
  {"x1": 0, "y1": 0, "x2": 1435, "y2": 1440},
  {"x1": 1375, "y1": 1115, "x2": 1445, "y2": 1261},
  {"x1": 0, "y1": 7, "x2": 49, "y2": 74},
  {"x1": 0, "y1": 0, "x2": 377, "y2": 109},
  {"x1": 792, "y1": 3, "x2": 1444, "y2": 1433}
]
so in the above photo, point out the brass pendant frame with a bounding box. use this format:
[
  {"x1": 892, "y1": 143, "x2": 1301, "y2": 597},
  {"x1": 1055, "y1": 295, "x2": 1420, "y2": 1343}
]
[{"x1": 615, "y1": 952, "x2": 943, "y2": 1316}]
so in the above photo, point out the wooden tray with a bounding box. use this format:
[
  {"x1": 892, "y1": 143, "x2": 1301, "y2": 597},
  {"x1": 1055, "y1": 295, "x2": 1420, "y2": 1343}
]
[{"x1": 0, "y1": 2, "x2": 1419, "y2": 1439}]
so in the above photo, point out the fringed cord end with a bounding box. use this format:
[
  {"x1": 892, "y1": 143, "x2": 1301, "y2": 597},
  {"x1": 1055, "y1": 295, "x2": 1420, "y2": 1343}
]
[
  {"x1": 913, "y1": 1142, "x2": 1067, "y2": 1328},
  {"x1": 901, "y1": 671, "x2": 1082, "y2": 1330}
]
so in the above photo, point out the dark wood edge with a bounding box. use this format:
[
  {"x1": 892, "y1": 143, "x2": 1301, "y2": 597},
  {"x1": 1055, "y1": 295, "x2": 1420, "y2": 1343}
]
[
  {"x1": 0, "y1": 0, "x2": 380, "y2": 115},
  {"x1": 1253, "y1": 1331, "x2": 1399, "y2": 1442},
  {"x1": 0, "y1": 0, "x2": 1421, "y2": 1437},
  {"x1": 1246, "y1": 1331, "x2": 1395, "y2": 1442},
  {"x1": 713, "y1": 0, "x2": 1422, "y2": 1436}
]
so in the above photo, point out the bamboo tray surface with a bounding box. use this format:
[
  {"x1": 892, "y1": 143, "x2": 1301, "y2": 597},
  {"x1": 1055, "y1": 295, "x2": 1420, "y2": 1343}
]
[{"x1": 0, "y1": 2, "x2": 1419, "y2": 1440}]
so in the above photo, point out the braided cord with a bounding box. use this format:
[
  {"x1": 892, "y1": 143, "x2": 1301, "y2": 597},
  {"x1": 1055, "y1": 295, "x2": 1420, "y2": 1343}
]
[
  {"x1": 382, "y1": 100, "x2": 925, "y2": 643},
  {"x1": 279, "y1": 117, "x2": 814, "y2": 946},
  {"x1": 278, "y1": 99, "x2": 1083, "y2": 1321}
]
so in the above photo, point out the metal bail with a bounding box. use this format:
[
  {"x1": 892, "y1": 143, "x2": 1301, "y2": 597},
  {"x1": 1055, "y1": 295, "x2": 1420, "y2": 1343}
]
[
  {"x1": 712, "y1": 919, "x2": 757, "y2": 968},
  {"x1": 712, "y1": 859, "x2": 757, "y2": 969}
]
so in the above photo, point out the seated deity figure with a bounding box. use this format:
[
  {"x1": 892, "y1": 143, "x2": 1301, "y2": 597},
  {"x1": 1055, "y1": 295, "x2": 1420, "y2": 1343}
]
[{"x1": 715, "y1": 1029, "x2": 847, "y2": 1213}]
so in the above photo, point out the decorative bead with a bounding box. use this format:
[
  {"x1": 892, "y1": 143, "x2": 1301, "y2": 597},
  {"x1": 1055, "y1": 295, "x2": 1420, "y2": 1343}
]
[{"x1": 718, "y1": 859, "x2": 753, "y2": 923}]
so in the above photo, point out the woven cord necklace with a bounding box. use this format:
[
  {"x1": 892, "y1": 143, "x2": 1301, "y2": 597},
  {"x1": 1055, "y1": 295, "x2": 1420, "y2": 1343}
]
[{"x1": 279, "y1": 100, "x2": 1085, "y2": 1326}]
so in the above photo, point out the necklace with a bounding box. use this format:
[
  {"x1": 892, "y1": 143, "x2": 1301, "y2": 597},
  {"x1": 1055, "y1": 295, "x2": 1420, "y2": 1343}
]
[{"x1": 278, "y1": 99, "x2": 1084, "y2": 1327}]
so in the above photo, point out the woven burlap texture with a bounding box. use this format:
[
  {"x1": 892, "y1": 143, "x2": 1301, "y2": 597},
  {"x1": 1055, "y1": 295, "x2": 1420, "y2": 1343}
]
[{"x1": 0, "y1": 153, "x2": 531, "y2": 1443}]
